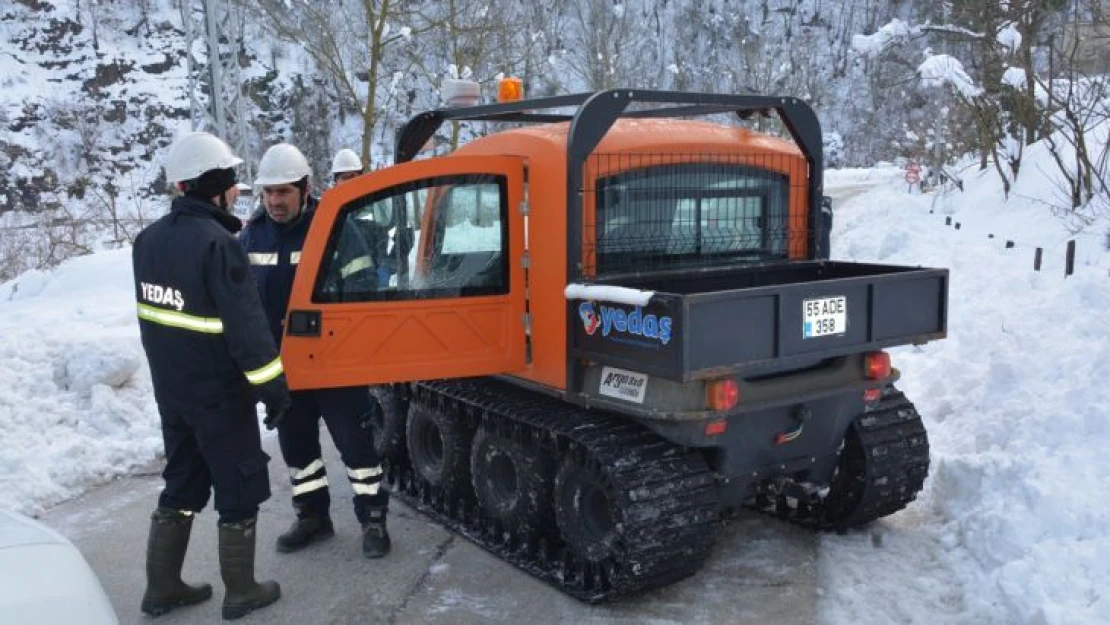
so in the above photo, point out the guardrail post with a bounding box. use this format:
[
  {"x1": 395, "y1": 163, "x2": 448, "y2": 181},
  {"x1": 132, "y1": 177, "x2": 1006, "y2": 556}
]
[
  {"x1": 1065, "y1": 240, "x2": 1075, "y2": 277},
  {"x1": 1034, "y1": 247, "x2": 1043, "y2": 271}
]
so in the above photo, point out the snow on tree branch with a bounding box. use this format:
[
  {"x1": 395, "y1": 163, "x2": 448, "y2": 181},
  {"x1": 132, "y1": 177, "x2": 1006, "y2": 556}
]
[
  {"x1": 853, "y1": 20, "x2": 987, "y2": 58},
  {"x1": 851, "y1": 18, "x2": 916, "y2": 56},
  {"x1": 918, "y1": 53, "x2": 983, "y2": 99},
  {"x1": 996, "y1": 23, "x2": 1022, "y2": 55}
]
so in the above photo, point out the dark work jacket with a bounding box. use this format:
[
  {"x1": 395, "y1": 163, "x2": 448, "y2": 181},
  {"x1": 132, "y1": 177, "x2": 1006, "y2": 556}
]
[
  {"x1": 238, "y1": 197, "x2": 378, "y2": 347},
  {"x1": 237, "y1": 197, "x2": 318, "y2": 348},
  {"x1": 132, "y1": 196, "x2": 288, "y2": 412}
]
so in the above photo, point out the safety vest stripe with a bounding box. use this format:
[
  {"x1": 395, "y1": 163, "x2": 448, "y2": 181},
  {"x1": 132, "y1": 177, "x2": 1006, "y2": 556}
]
[
  {"x1": 137, "y1": 304, "x2": 224, "y2": 334},
  {"x1": 244, "y1": 356, "x2": 284, "y2": 385},
  {"x1": 290, "y1": 251, "x2": 301, "y2": 265},
  {"x1": 346, "y1": 466, "x2": 382, "y2": 480},
  {"x1": 350, "y1": 482, "x2": 381, "y2": 496},
  {"x1": 290, "y1": 459, "x2": 326, "y2": 481},
  {"x1": 340, "y1": 255, "x2": 373, "y2": 278},
  {"x1": 248, "y1": 253, "x2": 278, "y2": 265},
  {"x1": 291, "y1": 477, "x2": 328, "y2": 496}
]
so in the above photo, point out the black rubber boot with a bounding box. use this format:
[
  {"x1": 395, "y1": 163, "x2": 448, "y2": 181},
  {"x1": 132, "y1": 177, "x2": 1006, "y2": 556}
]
[
  {"x1": 140, "y1": 508, "x2": 213, "y2": 617},
  {"x1": 275, "y1": 513, "x2": 334, "y2": 553},
  {"x1": 361, "y1": 507, "x2": 391, "y2": 559},
  {"x1": 218, "y1": 517, "x2": 281, "y2": 620}
]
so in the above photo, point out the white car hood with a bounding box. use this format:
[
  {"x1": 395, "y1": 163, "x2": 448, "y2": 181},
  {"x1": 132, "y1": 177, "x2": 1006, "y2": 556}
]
[{"x1": 0, "y1": 510, "x2": 119, "y2": 625}]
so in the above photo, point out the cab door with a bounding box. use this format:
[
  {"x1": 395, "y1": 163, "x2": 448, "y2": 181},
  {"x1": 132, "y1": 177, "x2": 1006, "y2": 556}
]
[{"x1": 282, "y1": 156, "x2": 527, "y2": 390}]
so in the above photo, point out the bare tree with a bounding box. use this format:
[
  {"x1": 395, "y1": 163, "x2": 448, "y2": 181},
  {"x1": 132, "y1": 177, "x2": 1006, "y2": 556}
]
[
  {"x1": 408, "y1": 0, "x2": 544, "y2": 149},
  {"x1": 240, "y1": 0, "x2": 437, "y2": 165},
  {"x1": 1039, "y1": 1, "x2": 1110, "y2": 224},
  {"x1": 557, "y1": 0, "x2": 654, "y2": 91}
]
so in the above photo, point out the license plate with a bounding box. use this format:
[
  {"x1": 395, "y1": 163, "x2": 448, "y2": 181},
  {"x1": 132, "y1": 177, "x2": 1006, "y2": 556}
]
[
  {"x1": 598, "y1": 366, "x2": 648, "y2": 404},
  {"x1": 803, "y1": 296, "x2": 847, "y2": 338}
]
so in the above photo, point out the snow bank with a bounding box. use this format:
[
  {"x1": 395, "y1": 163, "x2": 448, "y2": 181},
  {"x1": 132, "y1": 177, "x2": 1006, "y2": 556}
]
[
  {"x1": 826, "y1": 164, "x2": 907, "y2": 189},
  {"x1": 0, "y1": 249, "x2": 162, "y2": 516},
  {"x1": 820, "y1": 159, "x2": 1110, "y2": 625}
]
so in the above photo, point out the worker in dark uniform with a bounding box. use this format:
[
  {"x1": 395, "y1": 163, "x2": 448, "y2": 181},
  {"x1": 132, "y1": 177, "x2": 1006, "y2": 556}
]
[
  {"x1": 329, "y1": 147, "x2": 394, "y2": 287},
  {"x1": 239, "y1": 143, "x2": 391, "y2": 559},
  {"x1": 133, "y1": 131, "x2": 290, "y2": 621},
  {"x1": 330, "y1": 148, "x2": 364, "y2": 185}
]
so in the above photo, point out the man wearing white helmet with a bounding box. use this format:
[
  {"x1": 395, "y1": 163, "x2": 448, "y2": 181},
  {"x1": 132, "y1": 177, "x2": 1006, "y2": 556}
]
[
  {"x1": 132, "y1": 131, "x2": 289, "y2": 620},
  {"x1": 330, "y1": 147, "x2": 395, "y2": 286},
  {"x1": 330, "y1": 148, "x2": 363, "y2": 185},
  {"x1": 239, "y1": 143, "x2": 392, "y2": 560}
]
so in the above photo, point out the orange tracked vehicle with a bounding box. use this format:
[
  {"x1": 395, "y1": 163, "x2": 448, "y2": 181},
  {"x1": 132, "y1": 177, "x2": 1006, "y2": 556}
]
[{"x1": 281, "y1": 90, "x2": 948, "y2": 601}]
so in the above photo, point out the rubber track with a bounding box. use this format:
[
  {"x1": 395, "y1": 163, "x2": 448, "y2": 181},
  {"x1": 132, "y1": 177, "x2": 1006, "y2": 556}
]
[
  {"x1": 749, "y1": 385, "x2": 930, "y2": 530},
  {"x1": 385, "y1": 378, "x2": 720, "y2": 602}
]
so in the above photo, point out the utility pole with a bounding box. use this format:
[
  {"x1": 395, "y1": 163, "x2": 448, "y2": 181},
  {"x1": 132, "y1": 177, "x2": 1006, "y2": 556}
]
[{"x1": 179, "y1": 0, "x2": 254, "y2": 184}]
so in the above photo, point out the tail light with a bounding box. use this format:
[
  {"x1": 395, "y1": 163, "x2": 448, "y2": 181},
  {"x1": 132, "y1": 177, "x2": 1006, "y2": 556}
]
[
  {"x1": 705, "y1": 420, "x2": 728, "y2": 436},
  {"x1": 865, "y1": 351, "x2": 891, "y2": 380},
  {"x1": 706, "y1": 379, "x2": 739, "y2": 411}
]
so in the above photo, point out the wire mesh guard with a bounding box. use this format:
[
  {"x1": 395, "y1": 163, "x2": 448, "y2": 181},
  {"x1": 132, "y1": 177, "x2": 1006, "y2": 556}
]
[{"x1": 583, "y1": 153, "x2": 812, "y2": 276}]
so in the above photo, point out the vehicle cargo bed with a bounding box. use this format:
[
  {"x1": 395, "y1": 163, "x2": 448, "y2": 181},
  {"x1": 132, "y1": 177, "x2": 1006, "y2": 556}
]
[{"x1": 570, "y1": 261, "x2": 948, "y2": 381}]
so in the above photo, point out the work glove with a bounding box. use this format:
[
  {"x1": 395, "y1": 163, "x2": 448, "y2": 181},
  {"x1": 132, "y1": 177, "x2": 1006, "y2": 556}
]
[{"x1": 257, "y1": 378, "x2": 292, "y2": 431}]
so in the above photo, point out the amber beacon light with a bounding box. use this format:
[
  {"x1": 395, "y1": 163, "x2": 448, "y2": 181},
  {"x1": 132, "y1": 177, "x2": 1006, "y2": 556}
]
[{"x1": 498, "y1": 77, "x2": 524, "y2": 102}]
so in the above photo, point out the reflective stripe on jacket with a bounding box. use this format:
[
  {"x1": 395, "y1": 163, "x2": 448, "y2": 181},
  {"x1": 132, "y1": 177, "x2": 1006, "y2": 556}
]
[{"x1": 238, "y1": 199, "x2": 317, "y2": 347}]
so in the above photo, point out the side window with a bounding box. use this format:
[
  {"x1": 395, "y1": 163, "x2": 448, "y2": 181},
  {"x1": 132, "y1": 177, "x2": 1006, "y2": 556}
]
[
  {"x1": 699, "y1": 192, "x2": 767, "y2": 253},
  {"x1": 596, "y1": 163, "x2": 789, "y2": 274},
  {"x1": 313, "y1": 174, "x2": 508, "y2": 302}
]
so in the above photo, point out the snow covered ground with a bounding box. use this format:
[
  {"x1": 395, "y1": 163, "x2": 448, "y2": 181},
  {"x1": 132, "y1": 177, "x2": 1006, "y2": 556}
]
[
  {"x1": 821, "y1": 164, "x2": 1109, "y2": 625},
  {"x1": 0, "y1": 249, "x2": 162, "y2": 516},
  {"x1": 1, "y1": 160, "x2": 1108, "y2": 623}
]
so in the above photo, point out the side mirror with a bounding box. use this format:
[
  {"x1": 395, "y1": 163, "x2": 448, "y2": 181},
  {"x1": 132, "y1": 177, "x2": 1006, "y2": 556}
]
[
  {"x1": 820, "y1": 195, "x2": 833, "y2": 215},
  {"x1": 818, "y1": 196, "x2": 833, "y2": 261}
]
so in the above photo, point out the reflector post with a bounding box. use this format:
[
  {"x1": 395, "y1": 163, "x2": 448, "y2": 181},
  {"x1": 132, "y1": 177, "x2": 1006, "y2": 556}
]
[
  {"x1": 705, "y1": 420, "x2": 727, "y2": 436},
  {"x1": 706, "y1": 379, "x2": 739, "y2": 411}
]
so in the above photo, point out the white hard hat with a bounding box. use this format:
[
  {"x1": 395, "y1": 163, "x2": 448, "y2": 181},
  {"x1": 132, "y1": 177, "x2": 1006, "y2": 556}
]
[
  {"x1": 164, "y1": 132, "x2": 243, "y2": 184},
  {"x1": 331, "y1": 149, "x2": 363, "y2": 174},
  {"x1": 254, "y1": 143, "x2": 312, "y2": 187}
]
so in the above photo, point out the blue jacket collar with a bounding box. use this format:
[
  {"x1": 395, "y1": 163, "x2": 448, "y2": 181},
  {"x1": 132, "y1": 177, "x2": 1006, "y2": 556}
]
[{"x1": 248, "y1": 196, "x2": 318, "y2": 233}]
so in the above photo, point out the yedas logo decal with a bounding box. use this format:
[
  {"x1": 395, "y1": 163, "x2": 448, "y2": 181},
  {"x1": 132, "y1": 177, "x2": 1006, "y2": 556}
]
[
  {"x1": 140, "y1": 282, "x2": 185, "y2": 311},
  {"x1": 579, "y1": 301, "x2": 601, "y2": 336},
  {"x1": 577, "y1": 301, "x2": 673, "y2": 345}
]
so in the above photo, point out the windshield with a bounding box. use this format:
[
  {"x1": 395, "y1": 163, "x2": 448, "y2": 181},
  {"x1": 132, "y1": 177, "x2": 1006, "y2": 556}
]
[{"x1": 594, "y1": 162, "x2": 790, "y2": 275}]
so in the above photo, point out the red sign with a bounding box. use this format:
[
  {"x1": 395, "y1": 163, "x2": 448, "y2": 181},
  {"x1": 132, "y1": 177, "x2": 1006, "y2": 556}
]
[{"x1": 905, "y1": 161, "x2": 921, "y2": 185}]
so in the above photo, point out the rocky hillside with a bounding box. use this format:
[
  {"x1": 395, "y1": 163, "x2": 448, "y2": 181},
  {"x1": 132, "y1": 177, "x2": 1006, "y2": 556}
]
[{"x1": 1, "y1": 0, "x2": 1097, "y2": 280}]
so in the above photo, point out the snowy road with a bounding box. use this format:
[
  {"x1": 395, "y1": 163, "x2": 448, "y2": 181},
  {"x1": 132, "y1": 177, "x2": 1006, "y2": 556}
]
[{"x1": 42, "y1": 429, "x2": 818, "y2": 625}]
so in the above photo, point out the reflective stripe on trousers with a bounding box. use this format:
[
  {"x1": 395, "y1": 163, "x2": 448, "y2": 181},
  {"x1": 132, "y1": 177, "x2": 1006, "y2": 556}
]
[
  {"x1": 290, "y1": 458, "x2": 328, "y2": 496},
  {"x1": 347, "y1": 466, "x2": 383, "y2": 496}
]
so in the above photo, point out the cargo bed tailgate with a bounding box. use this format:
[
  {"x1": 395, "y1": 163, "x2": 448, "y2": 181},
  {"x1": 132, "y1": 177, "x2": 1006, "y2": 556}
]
[{"x1": 570, "y1": 261, "x2": 948, "y2": 381}]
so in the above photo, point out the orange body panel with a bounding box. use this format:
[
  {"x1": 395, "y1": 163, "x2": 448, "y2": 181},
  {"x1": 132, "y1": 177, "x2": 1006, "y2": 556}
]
[
  {"x1": 282, "y1": 156, "x2": 528, "y2": 390},
  {"x1": 453, "y1": 119, "x2": 810, "y2": 393},
  {"x1": 282, "y1": 118, "x2": 809, "y2": 393}
]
